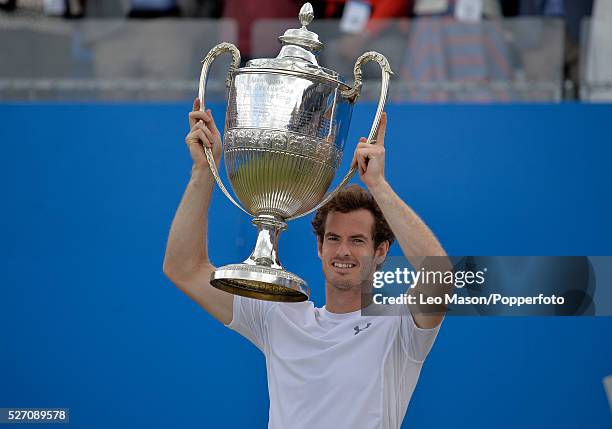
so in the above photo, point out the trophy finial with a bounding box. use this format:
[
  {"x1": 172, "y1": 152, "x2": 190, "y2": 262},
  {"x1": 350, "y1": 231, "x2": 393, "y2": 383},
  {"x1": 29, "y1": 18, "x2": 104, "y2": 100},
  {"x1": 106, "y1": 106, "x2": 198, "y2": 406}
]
[
  {"x1": 299, "y1": 3, "x2": 314, "y2": 28},
  {"x1": 278, "y1": 1, "x2": 323, "y2": 57}
]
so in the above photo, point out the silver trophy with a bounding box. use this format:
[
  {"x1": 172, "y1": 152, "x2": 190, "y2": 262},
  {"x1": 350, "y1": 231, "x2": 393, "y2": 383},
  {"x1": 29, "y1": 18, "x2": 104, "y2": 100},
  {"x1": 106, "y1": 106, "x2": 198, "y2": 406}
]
[{"x1": 198, "y1": 3, "x2": 392, "y2": 302}]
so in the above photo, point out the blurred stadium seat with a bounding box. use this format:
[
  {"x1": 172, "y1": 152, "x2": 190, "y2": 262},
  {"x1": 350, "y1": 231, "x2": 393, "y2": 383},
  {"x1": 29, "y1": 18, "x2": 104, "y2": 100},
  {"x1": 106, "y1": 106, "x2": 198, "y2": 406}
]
[{"x1": 0, "y1": 17, "x2": 237, "y2": 100}]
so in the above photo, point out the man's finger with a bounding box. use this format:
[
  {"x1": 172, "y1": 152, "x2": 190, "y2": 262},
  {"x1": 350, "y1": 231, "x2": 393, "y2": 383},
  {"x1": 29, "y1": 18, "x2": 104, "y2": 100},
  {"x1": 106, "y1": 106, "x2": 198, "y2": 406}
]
[
  {"x1": 196, "y1": 122, "x2": 214, "y2": 144},
  {"x1": 195, "y1": 129, "x2": 211, "y2": 147},
  {"x1": 189, "y1": 110, "x2": 210, "y2": 127},
  {"x1": 185, "y1": 131, "x2": 201, "y2": 149},
  {"x1": 374, "y1": 112, "x2": 387, "y2": 145},
  {"x1": 358, "y1": 151, "x2": 368, "y2": 175},
  {"x1": 185, "y1": 128, "x2": 212, "y2": 148},
  {"x1": 355, "y1": 148, "x2": 371, "y2": 174},
  {"x1": 352, "y1": 138, "x2": 367, "y2": 167},
  {"x1": 357, "y1": 146, "x2": 381, "y2": 158},
  {"x1": 189, "y1": 98, "x2": 201, "y2": 128},
  {"x1": 202, "y1": 108, "x2": 220, "y2": 135}
]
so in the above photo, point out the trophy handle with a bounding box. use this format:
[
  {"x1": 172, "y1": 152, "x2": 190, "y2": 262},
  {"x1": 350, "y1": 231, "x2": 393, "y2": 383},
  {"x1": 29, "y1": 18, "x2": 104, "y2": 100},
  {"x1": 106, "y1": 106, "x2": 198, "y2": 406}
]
[
  {"x1": 287, "y1": 51, "x2": 393, "y2": 221},
  {"x1": 198, "y1": 42, "x2": 251, "y2": 216}
]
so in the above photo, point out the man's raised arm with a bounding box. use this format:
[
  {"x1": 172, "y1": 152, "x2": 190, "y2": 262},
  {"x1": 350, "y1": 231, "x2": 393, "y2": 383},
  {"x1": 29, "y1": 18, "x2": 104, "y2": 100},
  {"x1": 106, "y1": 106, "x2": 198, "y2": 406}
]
[
  {"x1": 163, "y1": 98, "x2": 234, "y2": 325},
  {"x1": 352, "y1": 113, "x2": 452, "y2": 329}
]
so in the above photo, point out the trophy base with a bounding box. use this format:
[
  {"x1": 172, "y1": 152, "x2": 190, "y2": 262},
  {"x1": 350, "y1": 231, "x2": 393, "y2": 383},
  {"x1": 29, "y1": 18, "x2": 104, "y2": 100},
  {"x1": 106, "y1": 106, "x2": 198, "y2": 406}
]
[{"x1": 211, "y1": 263, "x2": 309, "y2": 302}]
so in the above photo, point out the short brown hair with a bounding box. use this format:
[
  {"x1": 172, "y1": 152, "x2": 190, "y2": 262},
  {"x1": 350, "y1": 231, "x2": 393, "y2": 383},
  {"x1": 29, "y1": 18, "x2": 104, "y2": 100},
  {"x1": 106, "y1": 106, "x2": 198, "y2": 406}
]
[{"x1": 311, "y1": 184, "x2": 395, "y2": 248}]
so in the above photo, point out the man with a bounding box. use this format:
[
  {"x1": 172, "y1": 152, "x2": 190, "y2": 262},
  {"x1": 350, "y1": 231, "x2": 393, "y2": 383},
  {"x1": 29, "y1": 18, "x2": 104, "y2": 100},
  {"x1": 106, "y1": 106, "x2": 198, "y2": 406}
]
[{"x1": 163, "y1": 98, "x2": 449, "y2": 429}]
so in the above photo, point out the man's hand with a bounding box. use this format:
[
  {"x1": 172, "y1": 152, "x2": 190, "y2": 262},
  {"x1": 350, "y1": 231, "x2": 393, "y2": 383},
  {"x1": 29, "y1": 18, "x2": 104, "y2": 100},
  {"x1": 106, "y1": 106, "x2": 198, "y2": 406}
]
[
  {"x1": 351, "y1": 112, "x2": 387, "y2": 190},
  {"x1": 163, "y1": 97, "x2": 234, "y2": 326},
  {"x1": 186, "y1": 97, "x2": 222, "y2": 170}
]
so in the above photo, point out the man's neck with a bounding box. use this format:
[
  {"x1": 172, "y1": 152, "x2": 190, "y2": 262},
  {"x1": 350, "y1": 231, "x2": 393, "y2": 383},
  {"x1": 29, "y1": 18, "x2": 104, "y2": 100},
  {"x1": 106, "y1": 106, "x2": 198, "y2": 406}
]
[{"x1": 325, "y1": 282, "x2": 371, "y2": 314}]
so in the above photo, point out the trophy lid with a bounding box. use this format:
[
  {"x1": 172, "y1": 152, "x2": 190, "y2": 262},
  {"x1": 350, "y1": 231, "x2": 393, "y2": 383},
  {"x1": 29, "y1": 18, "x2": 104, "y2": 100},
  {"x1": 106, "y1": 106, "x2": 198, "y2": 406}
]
[
  {"x1": 242, "y1": 2, "x2": 348, "y2": 87},
  {"x1": 278, "y1": 3, "x2": 323, "y2": 54}
]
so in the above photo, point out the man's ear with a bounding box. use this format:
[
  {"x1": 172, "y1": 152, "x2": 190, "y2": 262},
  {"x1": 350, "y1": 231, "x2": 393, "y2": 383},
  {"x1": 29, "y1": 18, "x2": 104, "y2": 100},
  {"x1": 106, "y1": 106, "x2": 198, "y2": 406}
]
[
  {"x1": 375, "y1": 240, "x2": 390, "y2": 265},
  {"x1": 317, "y1": 238, "x2": 323, "y2": 259}
]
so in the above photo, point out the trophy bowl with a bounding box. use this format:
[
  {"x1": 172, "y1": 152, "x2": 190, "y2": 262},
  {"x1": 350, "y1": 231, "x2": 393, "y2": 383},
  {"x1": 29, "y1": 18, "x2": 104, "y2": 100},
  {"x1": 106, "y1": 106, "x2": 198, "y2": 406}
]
[{"x1": 198, "y1": 3, "x2": 393, "y2": 302}]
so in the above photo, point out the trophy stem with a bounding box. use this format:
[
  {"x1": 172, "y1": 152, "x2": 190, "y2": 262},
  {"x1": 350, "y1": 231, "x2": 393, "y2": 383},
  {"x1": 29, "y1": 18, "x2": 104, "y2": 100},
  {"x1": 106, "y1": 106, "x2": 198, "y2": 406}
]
[
  {"x1": 210, "y1": 214, "x2": 309, "y2": 302},
  {"x1": 245, "y1": 214, "x2": 287, "y2": 269}
]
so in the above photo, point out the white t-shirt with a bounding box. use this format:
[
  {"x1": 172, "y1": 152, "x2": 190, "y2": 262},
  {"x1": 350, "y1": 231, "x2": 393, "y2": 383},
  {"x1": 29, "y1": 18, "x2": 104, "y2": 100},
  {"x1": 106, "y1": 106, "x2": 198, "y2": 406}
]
[{"x1": 225, "y1": 295, "x2": 440, "y2": 429}]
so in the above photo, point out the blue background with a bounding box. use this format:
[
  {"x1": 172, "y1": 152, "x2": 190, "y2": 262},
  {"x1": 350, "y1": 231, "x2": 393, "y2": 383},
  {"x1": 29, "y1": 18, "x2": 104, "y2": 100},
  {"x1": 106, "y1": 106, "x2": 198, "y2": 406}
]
[{"x1": 1, "y1": 102, "x2": 611, "y2": 428}]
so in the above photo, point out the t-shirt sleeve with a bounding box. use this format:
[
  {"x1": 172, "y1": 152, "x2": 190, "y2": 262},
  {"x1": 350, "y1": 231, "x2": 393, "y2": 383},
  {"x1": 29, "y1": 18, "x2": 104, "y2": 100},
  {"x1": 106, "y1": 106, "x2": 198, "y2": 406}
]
[
  {"x1": 224, "y1": 295, "x2": 277, "y2": 352},
  {"x1": 398, "y1": 307, "x2": 441, "y2": 363}
]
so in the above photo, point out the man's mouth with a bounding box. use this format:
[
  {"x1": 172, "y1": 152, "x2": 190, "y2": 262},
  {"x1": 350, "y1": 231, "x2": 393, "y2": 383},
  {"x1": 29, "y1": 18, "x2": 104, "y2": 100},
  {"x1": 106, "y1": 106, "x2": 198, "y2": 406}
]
[{"x1": 332, "y1": 262, "x2": 356, "y2": 269}]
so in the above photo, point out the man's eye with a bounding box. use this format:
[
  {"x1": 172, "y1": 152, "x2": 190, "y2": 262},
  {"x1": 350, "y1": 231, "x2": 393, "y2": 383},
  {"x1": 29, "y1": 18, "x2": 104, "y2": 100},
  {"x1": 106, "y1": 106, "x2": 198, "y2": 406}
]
[
  {"x1": 352, "y1": 239, "x2": 365, "y2": 244},
  {"x1": 327, "y1": 236, "x2": 339, "y2": 241}
]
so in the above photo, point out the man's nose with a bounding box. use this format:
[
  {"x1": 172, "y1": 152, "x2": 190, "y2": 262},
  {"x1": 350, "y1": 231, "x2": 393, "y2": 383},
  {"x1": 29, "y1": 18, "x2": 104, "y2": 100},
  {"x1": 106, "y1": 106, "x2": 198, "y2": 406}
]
[{"x1": 335, "y1": 240, "x2": 351, "y2": 257}]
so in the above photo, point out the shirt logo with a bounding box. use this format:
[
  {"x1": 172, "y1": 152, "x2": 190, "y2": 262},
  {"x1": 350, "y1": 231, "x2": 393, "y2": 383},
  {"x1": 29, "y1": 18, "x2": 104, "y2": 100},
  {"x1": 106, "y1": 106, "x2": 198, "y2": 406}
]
[{"x1": 353, "y1": 323, "x2": 372, "y2": 335}]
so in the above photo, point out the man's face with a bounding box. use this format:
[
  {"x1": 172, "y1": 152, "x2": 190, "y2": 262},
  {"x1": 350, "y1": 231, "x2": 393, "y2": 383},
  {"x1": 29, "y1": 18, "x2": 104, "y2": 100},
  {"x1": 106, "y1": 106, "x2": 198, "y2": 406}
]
[{"x1": 317, "y1": 209, "x2": 389, "y2": 292}]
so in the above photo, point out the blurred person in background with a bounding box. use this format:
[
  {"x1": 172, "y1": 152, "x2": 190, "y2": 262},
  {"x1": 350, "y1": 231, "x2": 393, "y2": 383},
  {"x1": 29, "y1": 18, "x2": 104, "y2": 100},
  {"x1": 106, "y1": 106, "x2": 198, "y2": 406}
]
[
  {"x1": 44, "y1": 0, "x2": 84, "y2": 17},
  {"x1": 516, "y1": 0, "x2": 595, "y2": 98},
  {"x1": 82, "y1": 0, "x2": 221, "y2": 17},
  {"x1": 221, "y1": 0, "x2": 301, "y2": 61},
  {"x1": 400, "y1": 0, "x2": 594, "y2": 101},
  {"x1": 400, "y1": 0, "x2": 515, "y2": 102},
  {"x1": 127, "y1": 0, "x2": 181, "y2": 17},
  {"x1": 0, "y1": 0, "x2": 218, "y2": 17},
  {"x1": 0, "y1": 0, "x2": 16, "y2": 12},
  {"x1": 583, "y1": 0, "x2": 612, "y2": 101},
  {"x1": 179, "y1": 0, "x2": 222, "y2": 18},
  {"x1": 316, "y1": 0, "x2": 411, "y2": 61},
  {"x1": 126, "y1": 0, "x2": 221, "y2": 18},
  {"x1": 313, "y1": 0, "x2": 410, "y2": 86}
]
